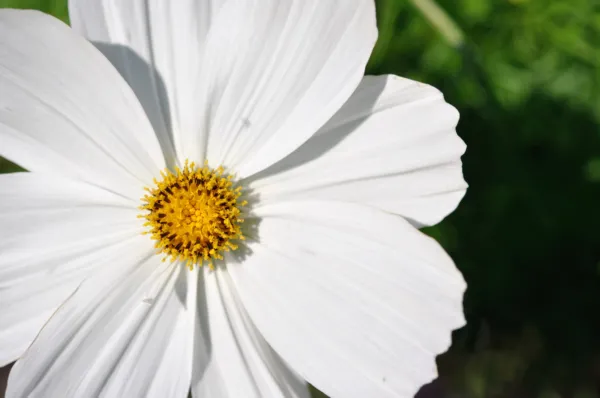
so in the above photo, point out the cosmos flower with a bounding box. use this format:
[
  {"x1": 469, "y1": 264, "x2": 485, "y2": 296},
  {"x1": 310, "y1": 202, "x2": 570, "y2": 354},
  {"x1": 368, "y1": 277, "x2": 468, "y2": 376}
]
[{"x1": 0, "y1": 1, "x2": 467, "y2": 397}]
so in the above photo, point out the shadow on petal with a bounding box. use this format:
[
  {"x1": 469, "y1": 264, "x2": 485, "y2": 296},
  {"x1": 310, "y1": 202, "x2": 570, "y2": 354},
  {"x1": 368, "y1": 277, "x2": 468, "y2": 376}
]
[
  {"x1": 93, "y1": 42, "x2": 178, "y2": 169},
  {"x1": 244, "y1": 77, "x2": 387, "y2": 183}
]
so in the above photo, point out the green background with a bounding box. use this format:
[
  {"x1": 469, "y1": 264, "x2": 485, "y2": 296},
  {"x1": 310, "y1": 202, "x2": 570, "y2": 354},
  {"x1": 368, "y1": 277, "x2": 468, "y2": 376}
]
[{"x1": 1, "y1": 0, "x2": 600, "y2": 397}]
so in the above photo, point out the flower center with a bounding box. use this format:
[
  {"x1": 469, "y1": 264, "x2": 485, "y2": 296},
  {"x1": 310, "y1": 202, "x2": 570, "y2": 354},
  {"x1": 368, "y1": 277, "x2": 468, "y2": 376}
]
[{"x1": 139, "y1": 161, "x2": 246, "y2": 269}]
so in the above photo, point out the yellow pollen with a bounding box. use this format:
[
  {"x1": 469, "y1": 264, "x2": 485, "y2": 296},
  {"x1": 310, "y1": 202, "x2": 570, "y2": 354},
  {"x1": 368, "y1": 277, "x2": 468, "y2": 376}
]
[{"x1": 139, "y1": 160, "x2": 246, "y2": 270}]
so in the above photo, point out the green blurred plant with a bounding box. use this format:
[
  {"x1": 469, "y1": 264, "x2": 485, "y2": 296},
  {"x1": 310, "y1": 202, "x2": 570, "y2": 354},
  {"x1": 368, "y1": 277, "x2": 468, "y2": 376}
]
[{"x1": 0, "y1": 0, "x2": 67, "y2": 21}]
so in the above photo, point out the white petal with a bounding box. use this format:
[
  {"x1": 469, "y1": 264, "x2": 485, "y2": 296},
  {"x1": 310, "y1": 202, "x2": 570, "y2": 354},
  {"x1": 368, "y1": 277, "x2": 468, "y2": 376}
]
[
  {"x1": 0, "y1": 172, "x2": 140, "y2": 366},
  {"x1": 6, "y1": 241, "x2": 194, "y2": 398},
  {"x1": 228, "y1": 201, "x2": 466, "y2": 398},
  {"x1": 99, "y1": 265, "x2": 196, "y2": 398},
  {"x1": 69, "y1": 0, "x2": 226, "y2": 166},
  {"x1": 249, "y1": 75, "x2": 467, "y2": 227},
  {"x1": 0, "y1": 10, "x2": 164, "y2": 200},
  {"x1": 197, "y1": 0, "x2": 377, "y2": 177},
  {"x1": 191, "y1": 267, "x2": 310, "y2": 398}
]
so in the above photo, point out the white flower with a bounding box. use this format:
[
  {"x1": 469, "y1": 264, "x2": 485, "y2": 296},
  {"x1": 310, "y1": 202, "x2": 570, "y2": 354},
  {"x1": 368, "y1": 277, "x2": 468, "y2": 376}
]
[{"x1": 0, "y1": 1, "x2": 467, "y2": 397}]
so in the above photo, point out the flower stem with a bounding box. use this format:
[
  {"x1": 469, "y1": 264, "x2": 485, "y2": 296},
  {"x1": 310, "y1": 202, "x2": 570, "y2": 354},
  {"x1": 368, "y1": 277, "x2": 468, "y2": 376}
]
[{"x1": 408, "y1": 0, "x2": 465, "y2": 48}]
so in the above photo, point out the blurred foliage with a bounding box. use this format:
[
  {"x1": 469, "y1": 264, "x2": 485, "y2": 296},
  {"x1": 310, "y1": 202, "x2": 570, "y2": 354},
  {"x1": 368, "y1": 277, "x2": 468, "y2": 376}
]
[
  {"x1": 366, "y1": 0, "x2": 600, "y2": 397},
  {"x1": 0, "y1": 0, "x2": 67, "y2": 21},
  {"x1": 1, "y1": 0, "x2": 600, "y2": 397}
]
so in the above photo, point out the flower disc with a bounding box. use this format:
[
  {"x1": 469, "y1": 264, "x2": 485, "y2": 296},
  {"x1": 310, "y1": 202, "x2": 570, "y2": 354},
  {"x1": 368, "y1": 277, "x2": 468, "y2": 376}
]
[{"x1": 140, "y1": 161, "x2": 245, "y2": 268}]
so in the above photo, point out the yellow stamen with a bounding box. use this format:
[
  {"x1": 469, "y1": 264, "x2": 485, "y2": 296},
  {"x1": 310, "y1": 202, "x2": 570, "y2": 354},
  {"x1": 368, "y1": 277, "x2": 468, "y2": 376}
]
[{"x1": 140, "y1": 160, "x2": 245, "y2": 270}]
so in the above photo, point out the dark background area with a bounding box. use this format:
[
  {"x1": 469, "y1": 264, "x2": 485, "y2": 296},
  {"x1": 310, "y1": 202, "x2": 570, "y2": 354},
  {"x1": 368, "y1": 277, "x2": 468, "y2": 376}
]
[{"x1": 1, "y1": 0, "x2": 600, "y2": 397}]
